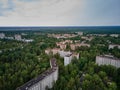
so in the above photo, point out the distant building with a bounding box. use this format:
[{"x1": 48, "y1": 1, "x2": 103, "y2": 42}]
[
  {"x1": 45, "y1": 48, "x2": 60, "y2": 55},
  {"x1": 109, "y1": 44, "x2": 120, "y2": 49},
  {"x1": 5, "y1": 37, "x2": 14, "y2": 40},
  {"x1": 0, "y1": 33, "x2": 5, "y2": 39},
  {"x1": 70, "y1": 44, "x2": 76, "y2": 50},
  {"x1": 56, "y1": 42, "x2": 66, "y2": 50},
  {"x1": 58, "y1": 50, "x2": 71, "y2": 57},
  {"x1": 110, "y1": 34, "x2": 119, "y2": 37},
  {"x1": 16, "y1": 58, "x2": 58, "y2": 90},
  {"x1": 81, "y1": 36, "x2": 93, "y2": 41},
  {"x1": 77, "y1": 32, "x2": 83, "y2": 36},
  {"x1": 70, "y1": 43, "x2": 90, "y2": 50},
  {"x1": 64, "y1": 53, "x2": 79, "y2": 66},
  {"x1": 15, "y1": 35, "x2": 22, "y2": 41},
  {"x1": 96, "y1": 55, "x2": 120, "y2": 68},
  {"x1": 87, "y1": 34, "x2": 107, "y2": 37},
  {"x1": 23, "y1": 39, "x2": 34, "y2": 43},
  {"x1": 45, "y1": 49, "x2": 79, "y2": 66}
]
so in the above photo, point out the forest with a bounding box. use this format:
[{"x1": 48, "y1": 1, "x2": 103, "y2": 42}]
[{"x1": 0, "y1": 30, "x2": 120, "y2": 90}]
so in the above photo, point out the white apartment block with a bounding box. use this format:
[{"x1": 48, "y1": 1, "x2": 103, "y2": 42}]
[
  {"x1": 110, "y1": 34, "x2": 119, "y2": 37},
  {"x1": 64, "y1": 54, "x2": 73, "y2": 66},
  {"x1": 96, "y1": 55, "x2": 120, "y2": 68},
  {"x1": 109, "y1": 44, "x2": 120, "y2": 49},
  {"x1": 64, "y1": 53, "x2": 79, "y2": 66},
  {"x1": 16, "y1": 58, "x2": 58, "y2": 90}
]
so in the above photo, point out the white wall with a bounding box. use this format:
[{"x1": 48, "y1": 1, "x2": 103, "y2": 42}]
[{"x1": 96, "y1": 56, "x2": 120, "y2": 68}]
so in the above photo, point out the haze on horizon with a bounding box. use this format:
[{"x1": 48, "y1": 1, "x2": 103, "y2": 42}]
[{"x1": 0, "y1": 0, "x2": 120, "y2": 26}]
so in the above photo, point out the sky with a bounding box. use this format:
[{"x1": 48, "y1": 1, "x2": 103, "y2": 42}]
[{"x1": 0, "y1": 0, "x2": 120, "y2": 26}]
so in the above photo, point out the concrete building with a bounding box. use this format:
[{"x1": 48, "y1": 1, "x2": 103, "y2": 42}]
[
  {"x1": 64, "y1": 53, "x2": 79, "y2": 66},
  {"x1": 56, "y1": 42, "x2": 67, "y2": 50},
  {"x1": 45, "y1": 49, "x2": 79, "y2": 66},
  {"x1": 16, "y1": 58, "x2": 58, "y2": 90},
  {"x1": 96, "y1": 55, "x2": 120, "y2": 68},
  {"x1": 0, "y1": 33, "x2": 5, "y2": 39},
  {"x1": 23, "y1": 39, "x2": 34, "y2": 43},
  {"x1": 45, "y1": 48, "x2": 60, "y2": 55},
  {"x1": 110, "y1": 34, "x2": 119, "y2": 37},
  {"x1": 15, "y1": 35, "x2": 22, "y2": 41},
  {"x1": 70, "y1": 43, "x2": 90, "y2": 50},
  {"x1": 70, "y1": 44, "x2": 76, "y2": 50},
  {"x1": 64, "y1": 54, "x2": 73, "y2": 66},
  {"x1": 58, "y1": 50, "x2": 71, "y2": 57},
  {"x1": 77, "y1": 32, "x2": 83, "y2": 36},
  {"x1": 72, "y1": 53, "x2": 79, "y2": 59},
  {"x1": 109, "y1": 44, "x2": 120, "y2": 49}
]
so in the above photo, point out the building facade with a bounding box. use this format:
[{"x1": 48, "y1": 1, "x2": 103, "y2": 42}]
[
  {"x1": 109, "y1": 44, "x2": 120, "y2": 49},
  {"x1": 96, "y1": 55, "x2": 120, "y2": 68},
  {"x1": 16, "y1": 58, "x2": 58, "y2": 90},
  {"x1": 64, "y1": 54, "x2": 73, "y2": 66}
]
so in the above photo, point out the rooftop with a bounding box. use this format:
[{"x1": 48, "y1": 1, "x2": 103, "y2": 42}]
[{"x1": 97, "y1": 55, "x2": 120, "y2": 61}]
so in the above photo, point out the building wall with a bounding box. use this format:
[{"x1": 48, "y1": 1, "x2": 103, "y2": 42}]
[
  {"x1": 16, "y1": 59, "x2": 58, "y2": 90},
  {"x1": 109, "y1": 44, "x2": 120, "y2": 49},
  {"x1": 96, "y1": 56, "x2": 120, "y2": 68},
  {"x1": 64, "y1": 56, "x2": 72, "y2": 66},
  {"x1": 27, "y1": 69, "x2": 58, "y2": 90},
  {"x1": 59, "y1": 51, "x2": 71, "y2": 57}
]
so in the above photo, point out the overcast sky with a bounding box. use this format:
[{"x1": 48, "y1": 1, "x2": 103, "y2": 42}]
[{"x1": 0, "y1": 0, "x2": 120, "y2": 26}]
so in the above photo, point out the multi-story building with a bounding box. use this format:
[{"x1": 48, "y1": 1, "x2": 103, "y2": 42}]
[
  {"x1": 0, "y1": 33, "x2": 5, "y2": 39},
  {"x1": 15, "y1": 35, "x2": 22, "y2": 41},
  {"x1": 109, "y1": 44, "x2": 120, "y2": 49},
  {"x1": 64, "y1": 54, "x2": 73, "y2": 66},
  {"x1": 16, "y1": 58, "x2": 58, "y2": 90},
  {"x1": 64, "y1": 53, "x2": 79, "y2": 66},
  {"x1": 77, "y1": 32, "x2": 83, "y2": 36},
  {"x1": 96, "y1": 55, "x2": 120, "y2": 68},
  {"x1": 58, "y1": 50, "x2": 71, "y2": 57},
  {"x1": 110, "y1": 34, "x2": 119, "y2": 37},
  {"x1": 70, "y1": 43, "x2": 90, "y2": 50},
  {"x1": 45, "y1": 48, "x2": 60, "y2": 55},
  {"x1": 45, "y1": 49, "x2": 79, "y2": 66}
]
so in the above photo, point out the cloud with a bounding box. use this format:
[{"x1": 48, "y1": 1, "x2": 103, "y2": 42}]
[
  {"x1": 0, "y1": 0, "x2": 9, "y2": 8},
  {"x1": 0, "y1": 0, "x2": 120, "y2": 26},
  {"x1": 0, "y1": 0, "x2": 82, "y2": 26}
]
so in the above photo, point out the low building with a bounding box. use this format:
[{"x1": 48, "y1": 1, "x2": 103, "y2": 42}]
[
  {"x1": 109, "y1": 44, "x2": 120, "y2": 49},
  {"x1": 96, "y1": 55, "x2": 120, "y2": 68}
]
